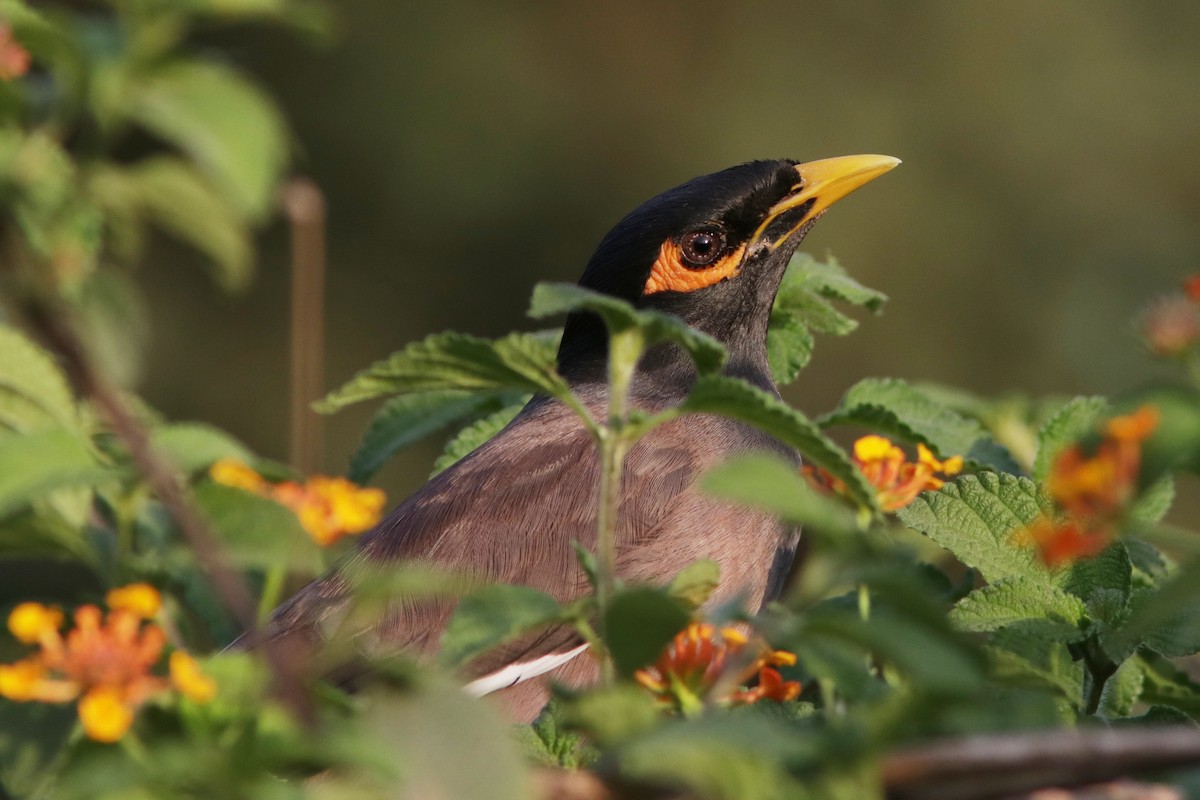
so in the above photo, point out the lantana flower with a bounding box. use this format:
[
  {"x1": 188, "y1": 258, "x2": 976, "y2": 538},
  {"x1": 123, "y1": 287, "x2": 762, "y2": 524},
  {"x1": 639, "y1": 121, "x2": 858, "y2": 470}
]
[
  {"x1": 805, "y1": 435, "x2": 964, "y2": 512},
  {"x1": 1024, "y1": 405, "x2": 1159, "y2": 567},
  {"x1": 635, "y1": 622, "x2": 801, "y2": 715},
  {"x1": 0, "y1": 586, "x2": 215, "y2": 743},
  {"x1": 209, "y1": 459, "x2": 386, "y2": 546}
]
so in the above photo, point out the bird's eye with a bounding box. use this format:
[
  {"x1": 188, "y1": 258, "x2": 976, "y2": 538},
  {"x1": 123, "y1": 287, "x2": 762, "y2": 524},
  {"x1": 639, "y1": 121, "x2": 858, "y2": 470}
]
[{"x1": 679, "y1": 229, "x2": 726, "y2": 268}]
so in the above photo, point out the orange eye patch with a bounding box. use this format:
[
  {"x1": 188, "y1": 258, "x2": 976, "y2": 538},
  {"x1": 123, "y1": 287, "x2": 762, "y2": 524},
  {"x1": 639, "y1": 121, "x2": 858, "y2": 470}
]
[{"x1": 643, "y1": 240, "x2": 746, "y2": 295}]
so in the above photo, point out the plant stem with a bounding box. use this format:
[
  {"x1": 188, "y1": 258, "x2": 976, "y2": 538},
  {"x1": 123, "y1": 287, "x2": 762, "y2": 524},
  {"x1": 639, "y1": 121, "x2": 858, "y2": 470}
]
[{"x1": 591, "y1": 328, "x2": 644, "y2": 682}]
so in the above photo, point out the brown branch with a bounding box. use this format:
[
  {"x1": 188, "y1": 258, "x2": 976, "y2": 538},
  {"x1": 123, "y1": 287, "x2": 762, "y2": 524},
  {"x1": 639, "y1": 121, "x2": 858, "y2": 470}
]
[
  {"x1": 22, "y1": 299, "x2": 315, "y2": 723},
  {"x1": 883, "y1": 727, "x2": 1200, "y2": 800},
  {"x1": 284, "y1": 177, "x2": 327, "y2": 477}
]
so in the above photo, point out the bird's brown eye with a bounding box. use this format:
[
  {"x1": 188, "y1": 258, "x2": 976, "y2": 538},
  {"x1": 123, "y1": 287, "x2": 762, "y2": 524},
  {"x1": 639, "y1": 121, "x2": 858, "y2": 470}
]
[{"x1": 679, "y1": 229, "x2": 726, "y2": 268}]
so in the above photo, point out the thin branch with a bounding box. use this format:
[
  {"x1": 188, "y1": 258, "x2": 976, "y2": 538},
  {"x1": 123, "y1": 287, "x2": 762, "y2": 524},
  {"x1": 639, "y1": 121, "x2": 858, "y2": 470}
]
[
  {"x1": 883, "y1": 727, "x2": 1200, "y2": 800},
  {"x1": 284, "y1": 177, "x2": 327, "y2": 477},
  {"x1": 23, "y1": 299, "x2": 315, "y2": 723}
]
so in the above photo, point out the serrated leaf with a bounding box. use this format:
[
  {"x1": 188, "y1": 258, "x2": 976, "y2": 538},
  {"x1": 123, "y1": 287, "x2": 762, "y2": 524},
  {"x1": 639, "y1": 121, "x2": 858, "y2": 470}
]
[
  {"x1": 765, "y1": 311, "x2": 814, "y2": 385},
  {"x1": 950, "y1": 577, "x2": 1087, "y2": 642},
  {"x1": 318, "y1": 331, "x2": 565, "y2": 412},
  {"x1": 667, "y1": 559, "x2": 720, "y2": 609},
  {"x1": 1128, "y1": 475, "x2": 1175, "y2": 527},
  {"x1": 439, "y1": 585, "x2": 563, "y2": 668},
  {"x1": 127, "y1": 60, "x2": 289, "y2": 220},
  {"x1": 987, "y1": 630, "x2": 1084, "y2": 700},
  {"x1": 1033, "y1": 396, "x2": 1109, "y2": 480},
  {"x1": 1058, "y1": 542, "x2": 1131, "y2": 607},
  {"x1": 1137, "y1": 653, "x2": 1200, "y2": 720},
  {"x1": 680, "y1": 376, "x2": 878, "y2": 512},
  {"x1": 349, "y1": 390, "x2": 519, "y2": 483},
  {"x1": 192, "y1": 483, "x2": 321, "y2": 572},
  {"x1": 700, "y1": 453, "x2": 860, "y2": 538},
  {"x1": 1126, "y1": 538, "x2": 1171, "y2": 588},
  {"x1": 896, "y1": 473, "x2": 1055, "y2": 584},
  {"x1": 1099, "y1": 656, "x2": 1145, "y2": 718},
  {"x1": 0, "y1": 324, "x2": 78, "y2": 434},
  {"x1": 1101, "y1": 561, "x2": 1200, "y2": 660},
  {"x1": 0, "y1": 429, "x2": 110, "y2": 518},
  {"x1": 528, "y1": 283, "x2": 726, "y2": 375},
  {"x1": 90, "y1": 159, "x2": 253, "y2": 291},
  {"x1": 432, "y1": 401, "x2": 526, "y2": 476},
  {"x1": 151, "y1": 422, "x2": 253, "y2": 475},
  {"x1": 792, "y1": 253, "x2": 888, "y2": 311},
  {"x1": 819, "y1": 377, "x2": 1016, "y2": 471},
  {"x1": 604, "y1": 587, "x2": 691, "y2": 678},
  {"x1": 518, "y1": 700, "x2": 597, "y2": 769}
]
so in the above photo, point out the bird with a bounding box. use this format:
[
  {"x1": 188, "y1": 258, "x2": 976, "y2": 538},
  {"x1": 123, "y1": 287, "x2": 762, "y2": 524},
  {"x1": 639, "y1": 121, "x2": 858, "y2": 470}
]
[{"x1": 265, "y1": 155, "x2": 900, "y2": 720}]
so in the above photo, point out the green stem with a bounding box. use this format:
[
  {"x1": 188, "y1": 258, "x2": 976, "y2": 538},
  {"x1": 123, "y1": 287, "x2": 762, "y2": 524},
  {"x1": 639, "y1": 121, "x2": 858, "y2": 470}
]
[
  {"x1": 592, "y1": 328, "x2": 645, "y2": 683},
  {"x1": 257, "y1": 565, "x2": 287, "y2": 626},
  {"x1": 1076, "y1": 637, "x2": 1117, "y2": 716}
]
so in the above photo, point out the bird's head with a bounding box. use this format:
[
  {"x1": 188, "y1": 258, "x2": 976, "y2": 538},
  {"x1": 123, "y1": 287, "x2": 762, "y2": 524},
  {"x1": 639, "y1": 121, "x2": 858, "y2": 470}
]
[{"x1": 559, "y1": 155, "x2": 899, "y2": 385}]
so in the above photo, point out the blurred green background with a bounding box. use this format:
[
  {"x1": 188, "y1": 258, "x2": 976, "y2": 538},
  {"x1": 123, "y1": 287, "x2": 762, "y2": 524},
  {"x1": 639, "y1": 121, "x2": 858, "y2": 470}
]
[{"x1": 139, "y1": 2, "x2": 1200, "y2": 501}]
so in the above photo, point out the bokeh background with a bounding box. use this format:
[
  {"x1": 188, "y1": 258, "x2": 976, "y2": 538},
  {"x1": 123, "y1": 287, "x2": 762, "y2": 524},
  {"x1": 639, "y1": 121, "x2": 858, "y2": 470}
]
[{"x1": 141, "y1": 2, "x2": 1200, "y2": 503}]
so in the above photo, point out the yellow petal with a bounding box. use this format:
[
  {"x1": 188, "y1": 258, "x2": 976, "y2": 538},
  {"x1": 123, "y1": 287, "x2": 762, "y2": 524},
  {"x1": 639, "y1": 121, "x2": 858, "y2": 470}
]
[
  {"x1": 7, "y1": 603, "x2": 63, "y2": 644},
  {"x1": 106, "y1": 583, "x2": 162, "y2": 619},
  {"x1": 78, "y1": 687, "x2": 134, "y2": 743},
  {"x1": 170, "y1": 651, "x2": 217, "y2": 703}
]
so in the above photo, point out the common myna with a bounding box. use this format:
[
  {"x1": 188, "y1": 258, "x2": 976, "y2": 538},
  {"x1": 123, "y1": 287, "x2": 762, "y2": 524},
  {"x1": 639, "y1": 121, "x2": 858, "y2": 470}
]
[{"x1": 267, "y1": 155, "x2": 899, "y2": 720}]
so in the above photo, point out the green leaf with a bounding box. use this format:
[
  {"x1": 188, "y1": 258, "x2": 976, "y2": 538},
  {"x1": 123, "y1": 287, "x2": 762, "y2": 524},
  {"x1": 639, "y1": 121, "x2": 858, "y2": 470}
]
[
  {"x1": 72, "y1": 272, "x2": 150, "y2": 388},
  {"x1": 349, "y1": 390, "x2": 521, "y2": 483},
  {"x1": 1137, "y1": 653, "x2": 1200, "y2": 720},
  {"x1": 317, "y1": 331, "x2": 565, "y2": 412},
  {"x1": 90, "y1": 158, "x2": 253, "y2": 291},
  {"x1": 1101, "y1": 560, "x2": 1200, "y2": 660},
  {"x1": 1058, "y1": 542, "x2": 1131, "y2": 608},
  {"x1": 667, "y1": 559, "x2": 720, "y2": 609},
  {"x1": 700, "y1": 453, "x2": 860, "y2": 538},
  {"x1": 0, "y1": 324, "x2": 78, "y2": 434},
  {"x1": 765, "y1": 310, "x2": 814, "y2": 385},
  {"x1": 765, "y1": 253, "x2": 887, "y2": 385},
  {"x1": 0, "y1": 429, "x2": 109, "y2": 518},
  {"x1": 950, "y1": 577, "x2": 1087, "y2": 641},
  {"x1": 616, "y1": 716, "x2": 806, "y2": 800},
  {"x1": 439, "y1": 585, "x2": 563, "y2": 668},
  {"x1": 896, "y1": 473, "x2": 1055, "y2": 584},
  {"x1": 0, "y1": 700, "x2": 75, "y2": 799},
  {"x1": 1128, "y1": 475, "x2": 1175, "y2": 527},
  {"x1": 986, "y1": 630, "x2": 1085, "y2": 700},
  {"x1": 1099, "y1": 657, "x2": 1145, "y2": 719},
  {"x1": 561, "y1": 684, "x2": 662, "y2": 748},
  {"x1": 126, "y1": 60, "x2": 289, "y2": 220},
  {"x1": 680, "y1": 376, "x2": 878, "y2": 512},
  {"x1": 788, "y1": 252, "x2": 888, "y2": 312},
  {"x1": 192, "y1": 483, "x2": 321, "y2": 572},
  {"x1": 517, "y1": 700, "x2": 598, "y2": 768},
  {"x1": 1033, "y1": 396, "x2": 1109, "y2": 480},
  {"x1": 604, "y1": 587, "x2": 691, "y2": 678},
  {"x1": 432, "y1": 401, "x2": 527, "y2": 476},
  {"x1": 528, "y1": 283, "x2": 726, "y2": 375},
  {"x1": 819, "y1": 377, "x2": 1016, "y2": 471},
  {"x1": 151, "y1": 422, "x2": 253, "y2": 475}
]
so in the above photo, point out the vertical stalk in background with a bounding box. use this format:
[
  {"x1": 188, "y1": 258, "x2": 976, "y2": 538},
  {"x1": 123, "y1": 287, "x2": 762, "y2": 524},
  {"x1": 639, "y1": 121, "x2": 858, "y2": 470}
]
[{"x1": 284, "y1": 178, "x2": 327, "y2": 477}]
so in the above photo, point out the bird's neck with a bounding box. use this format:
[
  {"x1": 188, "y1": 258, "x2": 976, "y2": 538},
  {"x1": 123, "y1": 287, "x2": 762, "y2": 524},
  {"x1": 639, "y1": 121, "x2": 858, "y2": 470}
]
[{"x1": 557, "y1": 310, "x2": 776, "y2": 399}]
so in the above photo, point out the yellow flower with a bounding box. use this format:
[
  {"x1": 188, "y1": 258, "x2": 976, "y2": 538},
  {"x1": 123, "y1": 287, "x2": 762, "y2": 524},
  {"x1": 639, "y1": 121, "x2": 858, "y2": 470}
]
[
  {"x1": 8, "y1": 603, "x2": 64, "y2": 645},
  {"x1": 78, "y1": 686, "x2": 134, "y2": 743},
  {"x1": 105, "y1": 584, "x2": 162, "y2": 619},
  {"x1": 805, "y1": 435, "x2": 964, "y2": 512},
  {"x1": 169, "y1": 651, "x2": 217, "y2": 703},
  {"x1": 209, "y1": 458, "x2": 267, "y2": 493},
  {"x1": 0, "y1": 660, "x2": 47, "y2": 701}
]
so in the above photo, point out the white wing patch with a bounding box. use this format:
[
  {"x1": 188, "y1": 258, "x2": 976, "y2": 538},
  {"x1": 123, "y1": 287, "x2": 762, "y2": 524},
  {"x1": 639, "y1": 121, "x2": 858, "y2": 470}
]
[{"x1": 463, "y1": 643, "x2": 590, "y2": 697}]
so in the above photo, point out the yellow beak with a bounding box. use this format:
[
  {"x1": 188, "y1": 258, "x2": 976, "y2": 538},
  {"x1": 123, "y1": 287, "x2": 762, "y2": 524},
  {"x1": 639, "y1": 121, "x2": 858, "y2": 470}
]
[{"x1": 750, "y1": 154, "x2": 901, "y2": 251}]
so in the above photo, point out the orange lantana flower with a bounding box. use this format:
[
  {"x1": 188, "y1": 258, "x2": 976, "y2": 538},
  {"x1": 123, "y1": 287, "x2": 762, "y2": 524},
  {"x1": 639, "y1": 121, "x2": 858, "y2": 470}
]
[
  {"x1": 1026, "y1": 405, "x2": 1159, "y2": 566},
  {"x1": 210, "y1": 459, "x2": 386, "y2": 547},
  {"x1": 0, "y1": 586, "x2": 216, "y2": 743},
  {"x1": 805, "y1": 435, "x2": 964, "y2": 512},
  {"x1": 635, "y1": 623, "x2": 801, "y2": 715}
]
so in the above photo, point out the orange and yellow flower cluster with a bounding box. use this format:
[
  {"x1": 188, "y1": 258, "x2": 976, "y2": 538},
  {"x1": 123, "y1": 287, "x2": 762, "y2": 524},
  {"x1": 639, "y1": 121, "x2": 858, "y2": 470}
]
[
  {"x1": 210, "y1": 459, "x2": 386, "y2": 547},
  {"x1": 635, "y1": 623, "x2": 801, "y2": 714},
  {"x1": 0, "y1": 584, "x2": 215, "y2": 742},
  {"x1": 1025, "y1": 405, "x2": 1159, "y2": 566},
  {"x1": 806, "y1": 435, "x2": 964, "y2": 512}
]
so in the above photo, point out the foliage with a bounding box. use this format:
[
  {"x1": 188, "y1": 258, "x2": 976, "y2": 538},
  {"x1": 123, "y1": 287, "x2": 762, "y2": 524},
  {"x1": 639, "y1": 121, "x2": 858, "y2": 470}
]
[{"x1": 3, "y1": 4, "x2": 1200, "y2": 799}]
